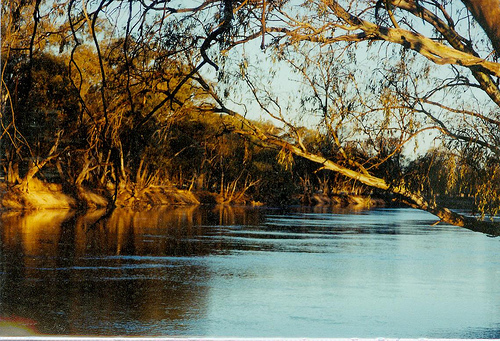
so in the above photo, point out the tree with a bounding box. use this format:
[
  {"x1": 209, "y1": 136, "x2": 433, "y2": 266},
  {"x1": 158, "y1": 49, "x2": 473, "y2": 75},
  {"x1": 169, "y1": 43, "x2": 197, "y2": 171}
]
[
  {"x1": 1, "y1": 0, "x2": 209, "y2": 202},
  {"x1": 174, "y1": 0, "x2": 500, "y2": 234},
  {"x1": 3, "y1": 0, "x2": 500, "y2": 234},
  {"x1": 1, "y1": 0, "x2": 74, "y2": 185}
]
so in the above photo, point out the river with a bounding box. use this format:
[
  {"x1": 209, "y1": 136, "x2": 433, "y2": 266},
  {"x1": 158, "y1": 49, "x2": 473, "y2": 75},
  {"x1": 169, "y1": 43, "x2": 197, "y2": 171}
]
[{"x1": 0, "y1": 206, "x2": 499, "y2": 338}]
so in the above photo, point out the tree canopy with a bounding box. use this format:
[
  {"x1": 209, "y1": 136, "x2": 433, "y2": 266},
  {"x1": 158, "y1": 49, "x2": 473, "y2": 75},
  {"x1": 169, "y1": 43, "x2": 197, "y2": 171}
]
[{"x1": 2, "y1": 0, "x2": 500, "y2": 234}]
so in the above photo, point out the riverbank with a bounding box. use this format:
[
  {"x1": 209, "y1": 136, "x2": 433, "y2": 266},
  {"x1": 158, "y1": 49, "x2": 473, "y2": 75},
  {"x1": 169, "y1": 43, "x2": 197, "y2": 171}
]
[
  {"x1": 0, "y1": 179, "x2": 200, "y2": 210},
  {"x1": 0, "y1": 178, "x2": 386, "y2": 211},
  {"x1": 308, "y1": 192, "x2": 386, "y2": 208}
]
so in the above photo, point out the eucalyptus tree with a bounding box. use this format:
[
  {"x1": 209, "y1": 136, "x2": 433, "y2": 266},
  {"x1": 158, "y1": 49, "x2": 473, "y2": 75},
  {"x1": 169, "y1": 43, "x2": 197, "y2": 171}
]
[
  {"x1": 4, "y1": 0, "x2": 500, "y2": 233},
  {"x1": 156, "y1": 0, "x2": 500, "y2": 234},
  {"x1": 1, "y1": 0, "x2": 77, "y2": 186},
  {"x1": 1, "y1": 0, "x2": 207, "y2": 196}
]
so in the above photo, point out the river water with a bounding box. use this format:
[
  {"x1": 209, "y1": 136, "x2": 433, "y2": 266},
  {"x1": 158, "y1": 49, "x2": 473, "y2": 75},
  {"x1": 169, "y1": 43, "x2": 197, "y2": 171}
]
[{"x1": 0, "y1": 206, "x2": 499, "y2": 338}]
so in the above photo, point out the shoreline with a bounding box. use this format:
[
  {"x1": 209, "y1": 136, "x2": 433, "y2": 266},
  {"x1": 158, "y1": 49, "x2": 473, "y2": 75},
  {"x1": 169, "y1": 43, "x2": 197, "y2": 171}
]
[
  {"x1": 0, "y1": 178, "x2": 200, "y2": 211},
  {"x1": 0, "y1": 178, "x2": 387, "y2": 211}
]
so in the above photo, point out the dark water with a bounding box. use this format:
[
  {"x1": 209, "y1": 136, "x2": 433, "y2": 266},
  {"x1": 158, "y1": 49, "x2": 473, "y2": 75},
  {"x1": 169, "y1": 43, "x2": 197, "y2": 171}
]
[{"x1": 0, "y1": 206, "x2": 499, "y2": 338}]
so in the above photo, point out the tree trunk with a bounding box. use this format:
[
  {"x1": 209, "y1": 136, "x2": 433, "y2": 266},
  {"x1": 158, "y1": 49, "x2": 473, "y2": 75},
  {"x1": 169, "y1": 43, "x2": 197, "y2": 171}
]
[
  {"x1": 203, "y1": 73, "x2": 500, "y2": 236},
  {"x1": 6, "y1": 161, "x2": 21, "y2": 185},
  {"x1": 234, "y1": 126, "x2": 500, "y2": 236},
  {"x1": 17, "y1": 130, "x2": 63, "y2": 190},
  {"x1": 461, "y1": 0, "x2": 500, "y2": 55}
]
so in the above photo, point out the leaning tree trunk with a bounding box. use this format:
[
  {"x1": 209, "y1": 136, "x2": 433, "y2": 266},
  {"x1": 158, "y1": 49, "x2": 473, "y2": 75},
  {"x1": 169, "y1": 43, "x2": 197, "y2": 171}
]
[
  {"x1": 280, "y1": 139, "x2": 500, "y2": 236},
  {"x1": 201, "y1": 73, "x2": 500, "y2": 236},
  {"x1": 18, "y1": 130, "x2": 63, "y2": 192},
  {"x1": 229, "y1": 115, "x2": 500, "y2": 236}
]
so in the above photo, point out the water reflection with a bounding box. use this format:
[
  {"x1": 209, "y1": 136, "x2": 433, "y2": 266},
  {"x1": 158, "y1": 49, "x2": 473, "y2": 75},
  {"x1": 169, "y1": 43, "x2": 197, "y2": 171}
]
[
  {"x1": 0, "y1": 206, "x2": 499, "y2": 338},
  {"x1": 0, "y1": 206, "x2": 261, "y2": 336}
]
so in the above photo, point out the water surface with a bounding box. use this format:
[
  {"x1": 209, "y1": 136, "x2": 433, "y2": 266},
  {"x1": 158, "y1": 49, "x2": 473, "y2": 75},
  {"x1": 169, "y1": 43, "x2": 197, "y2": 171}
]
[{"x1": 0, "y1": 206, "x2": 499, "y2": 338}]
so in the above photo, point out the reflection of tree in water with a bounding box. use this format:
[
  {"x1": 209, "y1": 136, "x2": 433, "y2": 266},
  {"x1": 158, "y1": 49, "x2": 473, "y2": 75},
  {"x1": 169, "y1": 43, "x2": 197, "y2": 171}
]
[
  {"x1": 73, "y1": 206, "x2": 212, "y2": 257},
  {"x1": 0, "y1": 210, "x2": 73, "y2": 276},
  {"x1": 0, "y1": 206, "x2": 266, "y2": 336}
]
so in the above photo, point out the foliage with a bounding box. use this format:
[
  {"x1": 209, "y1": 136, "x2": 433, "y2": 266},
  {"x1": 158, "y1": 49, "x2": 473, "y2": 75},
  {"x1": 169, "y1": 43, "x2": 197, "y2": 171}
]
[
  {"x1": 1, "y1": 0, "x2": 500, "y2": 234},
  {"x1": 1, "y1": 52, "x2": 81, "y2": 181}
]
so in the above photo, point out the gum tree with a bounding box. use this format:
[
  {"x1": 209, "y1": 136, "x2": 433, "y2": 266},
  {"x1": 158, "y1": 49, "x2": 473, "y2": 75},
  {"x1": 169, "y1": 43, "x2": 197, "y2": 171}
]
[
  {"x1": 3, "y1": 0, "x2": 500, "y2": 233},
  {"x1": 168, "y1": 0, "x2": 500, "y2": 234}
]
